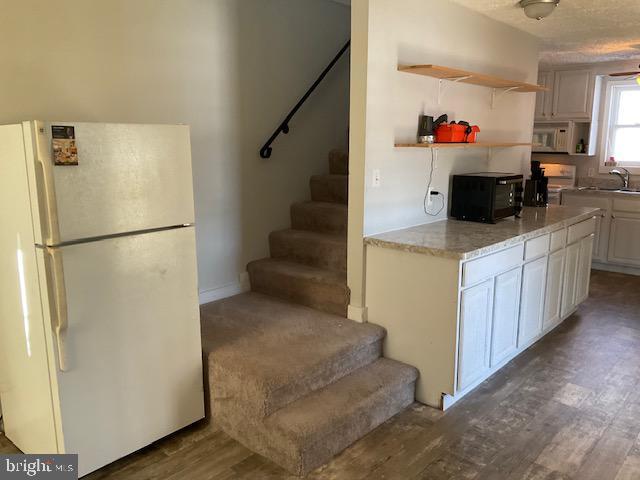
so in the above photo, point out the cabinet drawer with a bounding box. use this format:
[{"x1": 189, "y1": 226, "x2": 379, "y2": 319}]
[
  {"x1": 550, "y1": 228, "x2": 567, "y2": 252},
  {"x1": 567, "y1": 217, "x2": 596, "y2": 244},
  {"x1": 525, "y1": 234, "x2": 550, "y2": 261},
  {"x1": 613, "y1": 197, "x2": 640, "y2": 214},
  {"x1": 462, "y1": 244, "x2": 524, "y2": 287}
]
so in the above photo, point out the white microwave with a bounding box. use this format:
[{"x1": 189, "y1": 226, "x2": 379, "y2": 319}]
[{"x1": 532, "y1": 126, "x2": 570, "y2": 153}]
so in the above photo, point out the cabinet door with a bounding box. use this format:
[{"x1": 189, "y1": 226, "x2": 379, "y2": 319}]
[
  {"x1": 607, "y1": 216, "x2": 640, "y2": 267},
  {"x1": 491, "y1": 268, "x2": 522, "y2": 367},
  {"x1": 576, "y1": 235, "x2": 594, "y2": 305},
  {"x1": 561, "y1": 194, "x2": 610, "y2": 262},
  {"x1": 535, "y1": 71, "x2": 553, "y2": 121},
  {"x1": 593, "y1": 213, "x2": 610, "y2": 262},
  {"x1": 561, "y1": 242, "x2": 581, "y2": 317},
  {"x1": 552, "y1": 70, "x2": 593, "y2": 119},
  {"x1": 458, "y1": 279, "x2": 494, "y2": 391},
  {"x1": 544, "y1": 249, "x2": 565, "y2": 331},
  {"x1": 518, "y1": 257, "x2": 547, "y2": 348}
]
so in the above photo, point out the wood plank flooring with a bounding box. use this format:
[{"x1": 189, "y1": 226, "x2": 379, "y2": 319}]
[{"x1": 2, "y1": 270, "x2": 640, "y2": 479}]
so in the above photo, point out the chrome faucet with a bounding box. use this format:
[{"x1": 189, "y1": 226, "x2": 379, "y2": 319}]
[{"x1": 610, "y1": 167, "x2": 631, "y2": 189}]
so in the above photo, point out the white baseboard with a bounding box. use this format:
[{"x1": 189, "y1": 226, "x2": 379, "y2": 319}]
[
  {"x1": 347, "y1": 304, "x2": 368, "y2": 323},
  {"x1": 592, "y1": 262, "x2": 640, "y2": 277},
  {"x1": 199, "y1": 273, "x2": 251, "y2": 305}
]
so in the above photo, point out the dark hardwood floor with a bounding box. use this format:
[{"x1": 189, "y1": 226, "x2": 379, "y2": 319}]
[{"x1": 2, "y1": 270, "x2": 640, "y2": 479}]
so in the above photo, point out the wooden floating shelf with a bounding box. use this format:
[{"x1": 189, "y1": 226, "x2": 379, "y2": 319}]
[
  {"x1": 398, "y1": 64, "x2": 547, "y2": 93},
  {"x1": 395, "y1": 142, "x2": 533, "y2": 149}
]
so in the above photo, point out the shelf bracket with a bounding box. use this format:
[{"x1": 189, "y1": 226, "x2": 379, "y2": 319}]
[
  {"x1": 491, "y1": 86, "x2": 520, "y2": 109},
  {"x1": 438, "y1": 75, "x2": 473, "y2": 105}
]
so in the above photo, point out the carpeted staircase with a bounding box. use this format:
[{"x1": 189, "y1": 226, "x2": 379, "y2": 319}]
[
  {"x1": 201, "y1": 150, "x2": 418, "y2": 476},
  {"x1": 247, "y1": 150, "x2": 350, "y2": 316}
]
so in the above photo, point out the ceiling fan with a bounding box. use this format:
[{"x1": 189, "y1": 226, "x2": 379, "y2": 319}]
[{"x1": 610, "y1": 64, "x2": 640, "y2": 78}]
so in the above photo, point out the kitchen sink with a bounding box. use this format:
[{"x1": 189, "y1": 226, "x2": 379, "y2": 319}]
[{"x1": 578, "y1": 187, "x2": 640, "y2": 193}]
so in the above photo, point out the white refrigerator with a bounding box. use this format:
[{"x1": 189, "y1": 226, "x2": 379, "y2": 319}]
[{"x1": 0, "y1": 121, "x2": 205, "y2": 476}]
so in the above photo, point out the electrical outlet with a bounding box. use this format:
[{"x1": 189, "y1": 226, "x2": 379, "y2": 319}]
[
  {"x1": 588, "y1": 168, "x2": 595, "y2": 178},
  {"x1": 372, "y1": 169, "x2": 381, "y2": 187}
]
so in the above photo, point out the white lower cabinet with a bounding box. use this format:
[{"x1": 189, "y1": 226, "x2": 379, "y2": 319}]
[
  {"x1": 458, "y1": 279, "x2": 494, "y2": 391},
  {"x1": 562, "y1": 192, "x2": 640, "y2": 270},
  {"x1": 561, "y1": 241, "x2": 580, "y2": 317},
  {"x1": 593, "y1": 213, "x2": 610, "y2": 262},
  {"x1": 607, "y1": 216, "x2": 640, "y2": 267},
  {"x1": 490, "y1": 268, "x2": 522, "y2": 367},
  {"x1": 365, "y1": 213, "x2": 597, "y2": 410},
  {"x1": 518, "y1": 257, "x2": 547, "y2": 348},
  {"x1": 576, "y1": 235, "x2": 595, "y2": 304},
  {"x1": 543, "y1": 249, "x2": 565, "y2": 331}
]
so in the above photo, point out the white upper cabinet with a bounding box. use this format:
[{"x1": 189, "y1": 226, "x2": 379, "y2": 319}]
[
  {"x1": 552, "y1": 70, "x2": 594, "y2": 120},
  {"x1": 535, "y1": 71, "x2": 554, "y2": 121},
  {"x1": 534, "y1": 69, "x2": 601, "y2": 154}
]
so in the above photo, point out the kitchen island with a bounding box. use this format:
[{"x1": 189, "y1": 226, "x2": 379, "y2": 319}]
[{"x1": 364, "y1": 206, "x2": 599, "y2": 409}]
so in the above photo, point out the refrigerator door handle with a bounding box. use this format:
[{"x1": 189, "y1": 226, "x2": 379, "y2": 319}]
[
  {"x1": 33, "y1": 122, "x2": 61, "y2": 245},
  {"x1": 46, "y1": 247, "x2": 69, "y2": 371}
]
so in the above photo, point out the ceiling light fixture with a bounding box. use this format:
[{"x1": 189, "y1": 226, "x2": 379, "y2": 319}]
[{"x1": 519, "y1": 0, "x2": 560, "y2": 21}]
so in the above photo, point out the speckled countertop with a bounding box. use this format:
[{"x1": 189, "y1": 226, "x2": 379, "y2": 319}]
[
  {"x1": 365, "y1": 206, "x2": 600, "y2": 261},
  {"x1": 562, "y1": 187, "x2": 640, "y2": 197}
]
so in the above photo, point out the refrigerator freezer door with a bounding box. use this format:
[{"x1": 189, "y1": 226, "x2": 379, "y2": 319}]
[
  {"x1": 49, "y1": 226, "x2": 204, "y2": 476},
  {"x1": 0, "y1": 124, "x2": 62, "y2": 453},
  {"x1": 29, "y1": 122, "x2": 195, "y2": 245}
]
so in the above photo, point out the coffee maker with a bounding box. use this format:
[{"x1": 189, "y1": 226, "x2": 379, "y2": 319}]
[
  {"x1": 524, "y1": 161, "x2": 549, "y2": 207},
  {"x1": 417, "y1": 114, "x2": 448, "y2": 144}
]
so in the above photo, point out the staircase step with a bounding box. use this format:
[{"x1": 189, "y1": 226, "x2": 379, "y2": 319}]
[
  {"x1": 215, "y1": 358, "x2": 418, "y2": 476},
  {"x1": 269, "y1": 229, "x2": 346, "y2": 272},
  {"x1": 329, "y1": 149, "x2": 349, "y2": 175},
  {"x1": 247, "y1": 259, "x2": 348, "y2": 316},
  {"x1": 291, "y1": 202, "x2": 347, "y2": 235},
  {"x1": 310, "y1": 175, "x2": 348, "y2": 204},
  {"x1": 202, "y1": 292, "x2": 385, "y2": 418}
]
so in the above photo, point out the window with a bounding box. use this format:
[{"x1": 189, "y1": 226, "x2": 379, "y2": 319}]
[{"x1": 602, "y1": 79, "x2": 640, "y2": 170}]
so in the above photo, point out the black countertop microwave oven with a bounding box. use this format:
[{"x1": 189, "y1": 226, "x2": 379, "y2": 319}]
[{"x1": 451, "y1": 173, "x2": 524, "y2": 224}]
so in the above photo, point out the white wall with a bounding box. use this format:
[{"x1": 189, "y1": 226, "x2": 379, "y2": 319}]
[
  {"x1": 347, "y1": 0, "x2": 540, "y2": 319},
  {"x1": 0, "y1": 0, "x2": 351, "y2": 303}
]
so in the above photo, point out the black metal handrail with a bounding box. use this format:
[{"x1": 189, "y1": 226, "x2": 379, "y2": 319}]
[{"x1": 260, "y1": 40, "x2": 351, "y2": 159}]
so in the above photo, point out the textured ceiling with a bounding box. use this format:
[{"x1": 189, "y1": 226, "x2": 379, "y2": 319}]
[{"x1": 449, "y1": 0, "x2": 640, "y2": 65}]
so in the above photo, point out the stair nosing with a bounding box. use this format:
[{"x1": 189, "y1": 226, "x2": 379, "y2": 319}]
[
  {"x1": 248, "y1": 258, "x2": 347, "y2": 285},
  {"x1": 310, "y1": 174, "x2": 349, "y2": 180},
  {"x1": 263, "y1": 339, "x2": 384, "y2": 413},
  {"x1": 291, "y1": 200, "x2": 348, "y2": 210},
  {"x1": 269, "y1": 228, "x2": 347, "y2": 243},
  {"x1": 264, "y1": 358, "x2": 418, "y2": 438}
]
